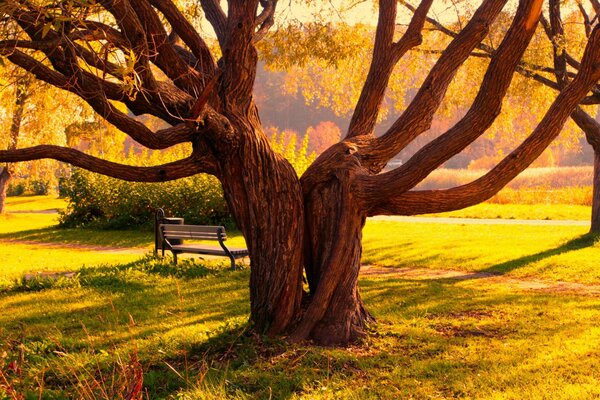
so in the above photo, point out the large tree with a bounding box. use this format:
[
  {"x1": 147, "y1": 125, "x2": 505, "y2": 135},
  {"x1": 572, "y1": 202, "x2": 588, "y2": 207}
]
[{"x1": 1, "y1": 0, "x2": 599, "y2": 345}]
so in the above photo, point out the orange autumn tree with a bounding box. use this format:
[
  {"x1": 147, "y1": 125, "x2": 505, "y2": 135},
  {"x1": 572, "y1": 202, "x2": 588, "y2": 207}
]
[{"x1": 1, "y1": 0, "x2": 600, "y2": 345}]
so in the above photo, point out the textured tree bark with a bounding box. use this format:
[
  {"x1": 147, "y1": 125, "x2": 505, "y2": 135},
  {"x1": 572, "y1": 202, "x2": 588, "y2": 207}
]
[
  {"x1": 286, "y1": 142, "x2": 374, "y2": 345},
  {"x1": 0, "y1": 167, "x2": 10, "y2": 214},
  {"x1": 217, "y1": 111, "x2": 305, "y2": 335},
  {"x1": 592, "y1": 150, "x2": 600, "y2": 233}
]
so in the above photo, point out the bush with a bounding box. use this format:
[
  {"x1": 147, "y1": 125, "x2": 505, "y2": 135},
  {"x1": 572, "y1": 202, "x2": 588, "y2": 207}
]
[
  {"x1": 6, "y1": 179, "x2": 50, "y2": 196},
  {"x1": 59, "y1": 168, "x2": 232, "y2": 229}
]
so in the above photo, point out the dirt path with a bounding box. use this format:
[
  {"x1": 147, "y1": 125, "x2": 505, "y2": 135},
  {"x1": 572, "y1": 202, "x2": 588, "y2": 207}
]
[{"x1": 361, "y1": 265, "x2": 600, "y2": 296}]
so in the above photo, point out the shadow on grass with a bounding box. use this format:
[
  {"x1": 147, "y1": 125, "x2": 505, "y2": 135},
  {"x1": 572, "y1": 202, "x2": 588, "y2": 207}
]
[
  {"x1": 368, "y1": 233, "x2": 600, "y2": 284},
  {"x1": 0, "y1": 225, "x2": 152, "y2": 248},
  {"x1": 4, "y1": 255, "x2": 231, "y2": 294},
  {"x1": 480, "y1": 232, "x2": 600, "y2": 276}
]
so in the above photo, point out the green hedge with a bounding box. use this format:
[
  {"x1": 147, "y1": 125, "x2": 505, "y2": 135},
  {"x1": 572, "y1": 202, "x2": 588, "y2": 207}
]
[
  {"x1": 59, "y1": 168, "x2": 232, "y2": 230},
  {"x1": 7, "y1": 179, "x2": 51, "y2": 196}
]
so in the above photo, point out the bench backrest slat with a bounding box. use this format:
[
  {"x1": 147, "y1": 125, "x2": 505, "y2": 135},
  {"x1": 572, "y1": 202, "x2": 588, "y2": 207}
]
[{"x1": 160, "y1": 224, "x2": 226, "y2": 241}]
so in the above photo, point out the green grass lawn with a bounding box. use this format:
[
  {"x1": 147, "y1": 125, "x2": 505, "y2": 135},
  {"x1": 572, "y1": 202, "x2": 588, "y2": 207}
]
[
  {"x1": 2, "y1": 196, "x2": 600, "y2": 398},
  {"x1": 2, "y1": 261, "x2": 600, "y2": 399},
  {"x1": 363, "y1": 220, "x2": 600, "y2": 283}
]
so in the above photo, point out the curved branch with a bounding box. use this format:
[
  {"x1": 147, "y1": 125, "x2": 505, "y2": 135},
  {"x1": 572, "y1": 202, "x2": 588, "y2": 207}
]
[
  {"x1": 346, "y1": 0, "x2": 433, "y2": 139},
  {"x1": 97, "y1": 0, "x2": 158, "y2": 91},
  {"x1": 200, "y1": 0, "x2": 227, "y2": 47},
  {"x1": 0, "y1": 146, "x2": 217, "y2": 181},
  {"x1": 363, "y1": 0, "x2": 509, "y2": 168},
  {"x1": 572, "y1": 107, "x2": 600, "y2": 150},
  {"x1": 2, "y1": 48, "x2": 196, "y2": 149},
  {"x1": 254, "y1": 0, "x2": 278, "y2": 42},
  {"x1": 129, "y1": 0, "x2": 204, "y2": 96},
  {"x1": 365, "y1": 25, "x2": 600, "y2": 216},
  {"x1": 148, "y1": 0, "x2": 217, "y2": 78},
  {"x1": 360, "y1": 0, "x2": 543, "y2": 196}
]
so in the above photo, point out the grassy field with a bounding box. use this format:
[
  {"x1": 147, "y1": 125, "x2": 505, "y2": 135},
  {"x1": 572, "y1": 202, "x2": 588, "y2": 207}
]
[{"x1": 2, "y1": 196, "x2": 600, "y2": 398}]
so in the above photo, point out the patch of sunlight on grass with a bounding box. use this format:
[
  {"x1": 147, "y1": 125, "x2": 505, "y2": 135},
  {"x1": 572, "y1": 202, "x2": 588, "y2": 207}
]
[
  {"x1": 0, "y1": 212, "x2": 59, "y2": 233},
  {"x1": 0, "y1": 242, "x2": 146, "y2": 282},
  {"x1": 2, "y1": 251, "x2": 600, "y2": 397},
  {"x1": 5, "y1": 195, "x2": 67, "y2": 212},
  {"x1": 362, "y1": 220, "x2": 599, "y2": 283}
]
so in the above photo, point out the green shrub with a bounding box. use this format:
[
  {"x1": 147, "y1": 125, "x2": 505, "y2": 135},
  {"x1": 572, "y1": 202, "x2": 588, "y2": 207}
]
[
  {"x1": 59, "y1": 168, "x2": 231, "y2": 229},
  {"x1": 6, "y1": 178, "x2": 50, "y2": 196}
]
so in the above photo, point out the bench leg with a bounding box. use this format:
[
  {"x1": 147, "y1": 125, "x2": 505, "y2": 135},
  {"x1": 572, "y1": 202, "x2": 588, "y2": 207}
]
[
  {"x1": 173, "y1": 252, "x2": 178, "y2": 265},
  {"x1": 230, "y1": 256, "x2": 236, "y2": 271}
]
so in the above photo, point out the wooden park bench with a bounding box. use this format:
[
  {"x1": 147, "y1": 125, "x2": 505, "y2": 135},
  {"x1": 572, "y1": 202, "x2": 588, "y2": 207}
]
[{"x1": 159, "y1": 223, "x2": 249, "y2": 269}]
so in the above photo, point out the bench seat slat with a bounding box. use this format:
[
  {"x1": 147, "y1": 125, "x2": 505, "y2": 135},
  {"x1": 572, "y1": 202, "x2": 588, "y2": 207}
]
[
  {"x1": 163, "y1": 233, "x2": 226, "y2": 240},
  {"x1": 171, "y1": 244, "x2": 249, "y2": 257},
  {"x1": 160, "y1": 224, "x2": 224, "y2": 234}
]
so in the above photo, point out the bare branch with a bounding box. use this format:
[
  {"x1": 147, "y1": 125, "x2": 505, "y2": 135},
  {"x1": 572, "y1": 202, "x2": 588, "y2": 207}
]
[
  {"x1": 363, "y1": 0, "x2": 510, "y2": 169},
  {"x1": 148, "y1": 0, "x2": 217, "y2": 78},
  {"x1": 581, "y1": 92, "x2": 600, "y2": 104},
  {"x1": 578, "y1": 1, "x2": 593, "y2": 37},
  {"x1": 129, "y1": 0, "x2": 204, "y2": 96},
  {"x1": 366, "y1": 24, "x2": 600, "y2": 216},
  {"x1": 590, "y1": 0, "x2": 600, "y2": 16},
  {"x1": 0, "y1": 146, "x2": 216, "y2": 181},
  {"x1": 346, "y1": 0, "x2": 434, "y2": 139},
  {"x1": 97, "y1": 0, "x2": 158, "y2": 91},
  {"x1": 572, "y1": 106, "x2": 600, "y2": 149},
  {"x1": 200, "y1": 0, "x2": 228, "y2": 47},
  {"x1": 254, "y1": 0, "x2": 278, "y2": 42},
  {"x1": 360, "y1": 0, "x2": 544, "y2": 196}
]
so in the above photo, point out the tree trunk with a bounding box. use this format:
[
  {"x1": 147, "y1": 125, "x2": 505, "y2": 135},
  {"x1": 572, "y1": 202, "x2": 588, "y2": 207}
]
[
  {"x1": 291, "y1": 143, "x2": 375, "y2": 345},
  {"x1": 0, "y1": 167, "x2": 10, "y2": 214},
  {"x1": 217, "y1": 113, "x2": 305, "y2": 335},
  {"x1": 591, "y1": 150, "x2": 600, "y2": 233}
]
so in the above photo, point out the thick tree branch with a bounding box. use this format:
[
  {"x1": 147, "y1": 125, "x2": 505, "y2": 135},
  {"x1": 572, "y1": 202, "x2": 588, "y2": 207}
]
[
  {"x1": 129, "y1": 0, "x2": 204, "y2": 96},
  {"x1": 148, "y1": 0, "x2": 217, "y2": 79},
  {"x1": 572, "y1": 106, "x2": 600, "y2": 150},
  {"x1": 97, "y1": 0, "x2": 158, "y2": 91},
  {"x1": 200, "y1": 0, "x2": 228, "y2": 47},
  {"x1": 254, "y1": 0, "x2": 278, "y2": 42},
  {"x1": 363, "y1": 0, "x2": 510, "y2": 169},
  {"x1": 359, "y1": 0, "x2": 543, "y2": 196},
  {"x1": 2, "y1": 49, "x2": 180, "y2": 149},
  {"x1": 346, "y1": 0, "x2": 433, "y2": 139},
  {"x1": 590, "y1": 0, "x2": 600, "y2": 16},
  {"x1": 0, "y1": 146, "x2": 216, "y2": 180},
  {"x1": 366, "y1": 25, "x2": 600, "y2": 216},
  {"x1": 221, "y1": 1, "x2": 260, "y2": 108}
]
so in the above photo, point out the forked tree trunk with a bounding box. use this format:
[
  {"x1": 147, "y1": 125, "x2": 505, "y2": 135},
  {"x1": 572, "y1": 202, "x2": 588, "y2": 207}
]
[
  {"x1": 592, "y1": 150, "x2": 600, "y2": 233},
  {"x1": 291, "y1": 144, "x2": 375, "y2": 345},
  {"x1": 0, "y1": 167, "x2": 10, "y2": 214}
]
